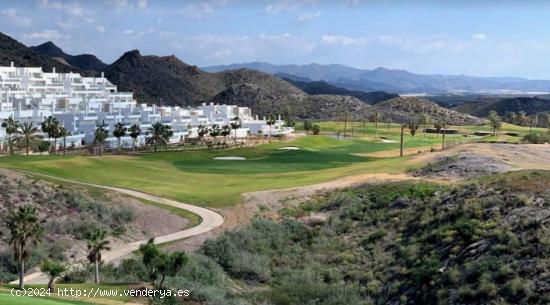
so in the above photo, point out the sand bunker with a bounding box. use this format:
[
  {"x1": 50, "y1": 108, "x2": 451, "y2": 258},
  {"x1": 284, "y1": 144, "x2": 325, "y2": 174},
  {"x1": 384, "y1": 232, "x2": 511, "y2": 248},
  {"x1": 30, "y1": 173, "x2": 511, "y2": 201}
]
[
  {"x1": 213, "y1": 156, "x2": 247, "y2": 160},
  {"x1": 278, "y1": 146, "x2": 300, "y2": 150},
  {"x1": 381, "y1": 139, "x2": 398, "y2": 143}
]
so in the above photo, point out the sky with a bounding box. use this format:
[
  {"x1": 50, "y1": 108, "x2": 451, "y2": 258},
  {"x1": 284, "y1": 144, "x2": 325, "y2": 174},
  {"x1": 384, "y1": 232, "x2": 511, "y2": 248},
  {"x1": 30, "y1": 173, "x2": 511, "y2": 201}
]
[{"x1": 2, "y1": 0, "x2": 550, "y2": 79}]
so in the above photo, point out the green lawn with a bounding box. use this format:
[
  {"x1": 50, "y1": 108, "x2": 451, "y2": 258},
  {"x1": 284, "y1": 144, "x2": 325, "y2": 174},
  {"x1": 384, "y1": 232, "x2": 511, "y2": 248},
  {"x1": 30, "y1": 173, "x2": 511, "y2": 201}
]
[
  {"x1": 0, "y1": 132, "x2": 470, "y2": 207},
  {"x1": 0, "y1": 292, "x2": 99, "y2": 305}
]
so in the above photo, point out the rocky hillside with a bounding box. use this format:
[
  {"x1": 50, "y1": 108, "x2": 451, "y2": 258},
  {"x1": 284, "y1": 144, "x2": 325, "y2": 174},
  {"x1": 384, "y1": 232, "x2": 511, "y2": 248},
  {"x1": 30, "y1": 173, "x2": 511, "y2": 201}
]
[
  {"x1": 31, "y1": 41, "x2": 107, "y2": 72},
  {"x1": 375, "y1": 96, "x2": 481, "y2": 125},
  {"x1": 279, "y1": 75, "x2": 398, "y2": 104},
  {"x1": 454, "y1": 96, "x2": 550, "y2": 117},
  {"x1": 0, "y1": 169, "x2": 187, "y2": 282},
  {"x1": 211, "y1": 83, "x2": 371, "y2": 120},
  {"x1": 105, "y1": 50, "x2": 370, "y2": 119},
  {"x1": 0, "y1": 32, "x2": 74, "y2": 72}
]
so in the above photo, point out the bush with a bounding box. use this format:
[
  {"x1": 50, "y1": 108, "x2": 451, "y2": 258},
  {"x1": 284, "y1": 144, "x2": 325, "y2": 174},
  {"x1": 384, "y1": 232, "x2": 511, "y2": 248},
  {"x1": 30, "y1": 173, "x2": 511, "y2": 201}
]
[{"x1": 523, "y1": 132, "x2": 550, "y2": 143}]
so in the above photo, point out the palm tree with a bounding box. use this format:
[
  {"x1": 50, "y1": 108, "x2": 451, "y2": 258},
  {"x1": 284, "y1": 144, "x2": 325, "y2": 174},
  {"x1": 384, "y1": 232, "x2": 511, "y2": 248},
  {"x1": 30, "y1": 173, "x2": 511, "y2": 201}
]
[
  {"x1": 94, "y1": 124, "x2": 108, "y2": 157},
  {"x1": 113, "y1": 122, "x2": 127, "y2": 154},
  {"x1": 128, "y1": 124, "x2": 141, "y2": 151},
  {"x1": 15, "y1": 122, "x2": 42, "y2": 155},
  {"x1": 147, "y1": 122, "x2": 166, "y2": 153},
  {"x1": 162, "y1": 125, "x2": 173, "y2": 152},
  {"x1": 41, "y1": 259, "x2": 66, "y2": 292},
  {"x1": 371, "y1": 111, "x2": 382, "y2": 139},
  {"x1": 2, "y1": 116, "x2": 20, "y2": 155},
  {"x1": 5, "y1": 205, "x2": 44, "y2": 289},
  {"x1": 85, "y1": 228, "x2": 111, "y2": 284},
  {"x1": 41, "y1": 116, "x2": 60, "y2": 154},
  {"x1": 230, "y1": 117, "x2": 241, "y2": 143},
  {"x1": 266, "y1": 116, "x2": 276, "y2": 139},
  {"x1": 58, "y1": 126, "x2": 68, "y2": 155},
  {"x1": 197, "y1": 124, "x2": 208, "y2": 145},
  {"x1": 221, "y1": 125, "x2": 231, "y2": 145},
  {"x1": 487, "y1": 111, "x2": 502, "y2": 136}
]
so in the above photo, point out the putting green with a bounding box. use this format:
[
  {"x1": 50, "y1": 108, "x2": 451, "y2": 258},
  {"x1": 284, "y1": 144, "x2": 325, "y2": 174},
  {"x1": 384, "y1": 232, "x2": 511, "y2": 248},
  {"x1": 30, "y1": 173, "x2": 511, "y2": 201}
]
[{"x1": 0, "y1": 131, "x2": 478, "y2": 207}]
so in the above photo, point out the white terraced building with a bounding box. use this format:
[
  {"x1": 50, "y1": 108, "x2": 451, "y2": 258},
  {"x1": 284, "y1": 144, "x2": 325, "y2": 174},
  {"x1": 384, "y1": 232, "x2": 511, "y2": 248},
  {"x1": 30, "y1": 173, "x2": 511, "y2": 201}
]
[{"x1": 0, "y1": 63, "x2": 293, "y2": 151}]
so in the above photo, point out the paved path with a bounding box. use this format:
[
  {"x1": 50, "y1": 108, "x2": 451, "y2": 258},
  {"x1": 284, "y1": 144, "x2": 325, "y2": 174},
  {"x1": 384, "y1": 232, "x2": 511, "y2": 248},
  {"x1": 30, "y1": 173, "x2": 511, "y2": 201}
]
[{"x1": 10, "y1": 172, "x2": 225, "y2": 285}]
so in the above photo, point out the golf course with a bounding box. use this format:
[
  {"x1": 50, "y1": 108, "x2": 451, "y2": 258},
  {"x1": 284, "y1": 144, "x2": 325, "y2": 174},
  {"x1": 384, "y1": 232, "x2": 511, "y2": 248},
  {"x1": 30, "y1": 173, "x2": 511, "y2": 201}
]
[{"x1": 0, "y1": 122, "x2": 542, "y2": 207}]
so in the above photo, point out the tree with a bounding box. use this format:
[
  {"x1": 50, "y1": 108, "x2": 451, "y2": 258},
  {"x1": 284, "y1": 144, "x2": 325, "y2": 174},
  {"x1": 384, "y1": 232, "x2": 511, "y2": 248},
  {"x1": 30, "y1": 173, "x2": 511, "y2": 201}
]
[
  {"x1": 41, "y1": 259, "x2": 66, "y2": 292},
  {"x1": 371, "y1": 111, "x2": 382, "y2": 139},
  {"x1": 341, "y1": 109, "x2": 349, "y2": 138},
  {"x1": 41, "y1": 116, "x2": 61, "y2": 154},
  {"x1": 197, "y1": 124, "x2": 208, "y2": 145},
  {"x1": 303, "y1": 120, "x2": 313, "y2": 135},
  {"x1": 517, "y1": 111, "x2": 528, "y2": 126},
  {"x1": 230, "y1": 117, "x2": 242, "y2": 143},
  {"x1": 221, "y1": 125, "x2": 231, "y2": 144},
  {"x1": 487, "y1": 111, "x2": 502, "y2": 136},
  {"x1": 15, "y1": 122, "x2": 42, "y2": 155},
  {"x1": 5, "y1": 205, "x2": 44, "y2": 289},
  {"x1": 266, "y1": 116, "x2": 276, "y2": 139},
  {"x1": 138, "y1": 239, "x2": 188, "y2": 289},
  {"x1": 94, "y1": 124, "x2": 108, "y2": 157},
  {"x1": 400, "y1": 124, "x2": 405, "y2": 157},
  {"x1": 409, "y1": 119, "x2": 419, "y2": 137},
  {"x1": 312, "y1": 124, "x2": 321, "y2": 135},
  {"x1": 85, "y1": 228, "x2": 111, "y2": 284},
  {"x1": 418, "y1": 114, "x2": 431, "y2": 138},
  {"x1": 128, "y1": 124, "x2": 141, "y2": 151},
  {"x1": 146, "y1": 122, "x2": 167, "y2": 153},
  {"x1": 209, "y1": 124, "x2": 220, "y2": 141},
  {"x1": 162, "y1": 125, "x2": 173, "y2": 152},
  {"x1": 113, "y1": 122, "x2": 127, "y2": 154},
  {"x1": 1, "y1": 116, "x2": 19, "y2": 154},
  {"x1": 58, "y1": 126, "x2": 68, "y2": 155}
]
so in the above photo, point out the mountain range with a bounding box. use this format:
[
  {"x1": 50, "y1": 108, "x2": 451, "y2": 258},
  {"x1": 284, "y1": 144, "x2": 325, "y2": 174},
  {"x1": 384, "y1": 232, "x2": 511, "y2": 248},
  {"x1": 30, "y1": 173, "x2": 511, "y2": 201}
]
[
  {"x1": 204, "y1": 62, "x2": 550, "y2": 94},
  {"x1": 30, "y1": 41, "x2": 107, "y2": 72}
]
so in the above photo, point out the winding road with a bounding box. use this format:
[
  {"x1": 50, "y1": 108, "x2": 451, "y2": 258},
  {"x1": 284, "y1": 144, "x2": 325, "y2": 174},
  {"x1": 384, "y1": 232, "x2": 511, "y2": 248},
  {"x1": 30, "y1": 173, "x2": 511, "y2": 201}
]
[{"x1": 10, "y1": 172, "x2": 225, "y2": 285}]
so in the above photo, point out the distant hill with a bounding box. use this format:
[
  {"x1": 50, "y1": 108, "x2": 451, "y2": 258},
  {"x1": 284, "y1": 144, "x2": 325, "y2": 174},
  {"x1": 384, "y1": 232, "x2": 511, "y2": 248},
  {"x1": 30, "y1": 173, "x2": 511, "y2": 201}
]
[
  {"x1": 374, "y1": 97, "x2": 481, "y2": 125},
  {"x1": 104, "y1": 50, "x2": 370, "y2": 120},
  {"x1": 0, "y1": 32, "x2": 75, "y2": 72},
  {"x1": 278, "y1": 74, "x2": 398, "y2": 104},
  {"x1": 31, "y1": 41, "x2": 107, "y2": 72},
  {"x1": 204, "y1": 62, "x2": 550, "y2": 94},
  {"x1": 453, "y1": 97, "x2": 550, "y2": 117}
]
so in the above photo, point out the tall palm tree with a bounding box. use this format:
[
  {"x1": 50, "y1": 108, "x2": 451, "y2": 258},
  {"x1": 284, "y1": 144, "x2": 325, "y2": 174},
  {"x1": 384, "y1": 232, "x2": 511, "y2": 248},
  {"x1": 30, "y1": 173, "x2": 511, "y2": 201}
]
[
  {"x1": 85, "y1": 228, "x2": 111, "y2": 284},
  {"x1": 221, "y1": 125, "x2": 231, "y2": 144},
  {"x1": 58, "y1": 126, "x2": 68, "y2": 155},
  {"x1": 2, "y1": 116, "x2": 20, "y2": 155},
  {"x1": 5, "y1": 205, "x2": 44, "y2": 289},
  {"x1": 94, "y1": 124, "x2": 108, "y2": 157},
  {"x1": 41, "y1": 116, "x2": 60, "y2": 154},
  {"x1": 113, "y1": 122, "x2": 127, "y2": 154},
  {"x1": 128, "y1": 124, "x2": 141, "y2": 151},
  {"x1": 230, "y1": 117, "x2": 241, "y2": 143},
  {"x1": 15, "y1": 122, "x2": 42, "y2": 155},
  {"x1": 147, "y1": 122, "x2": 166, "y2": 153},
  {"x1": 371, "y1": 111, "x2": 382, "y2": 139},
  {"x1": 266, "y1": 116, "x2": 276, "y2": 139},
  {"x1": 197, "y1": 124, "x2": 208, "y2": 145},
  {"x1": 162, "y1": 125, "x2": 173, "y2": 152}
]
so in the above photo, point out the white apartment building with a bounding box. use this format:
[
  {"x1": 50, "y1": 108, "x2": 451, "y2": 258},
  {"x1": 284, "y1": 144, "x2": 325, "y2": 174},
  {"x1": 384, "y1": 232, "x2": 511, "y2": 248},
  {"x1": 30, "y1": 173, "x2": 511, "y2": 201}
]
[{"x1": 0, "y1": 63, "x2": 293, "y2": 151}]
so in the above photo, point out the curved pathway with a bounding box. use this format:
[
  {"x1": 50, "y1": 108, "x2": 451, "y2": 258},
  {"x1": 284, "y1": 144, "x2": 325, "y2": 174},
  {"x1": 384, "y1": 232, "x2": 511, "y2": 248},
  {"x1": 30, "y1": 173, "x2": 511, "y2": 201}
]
[{"x1": 10, "y1": 172, "x2": 225, "y2": 285}]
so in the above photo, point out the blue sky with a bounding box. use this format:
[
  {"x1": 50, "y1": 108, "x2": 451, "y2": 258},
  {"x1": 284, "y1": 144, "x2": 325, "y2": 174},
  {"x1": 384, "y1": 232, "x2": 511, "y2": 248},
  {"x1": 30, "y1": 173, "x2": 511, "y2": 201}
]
[{"x1": 2, "y1": 0, "x2": 550, "y2": 79}]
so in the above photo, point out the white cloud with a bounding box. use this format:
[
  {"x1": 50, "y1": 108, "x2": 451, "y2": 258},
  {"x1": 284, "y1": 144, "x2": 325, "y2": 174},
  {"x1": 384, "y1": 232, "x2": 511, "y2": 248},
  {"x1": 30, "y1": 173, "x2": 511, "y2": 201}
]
[
  {"x1": 298, "y1": 11, "x2": 321, "y2": 22},
  {"x1": 472, "y1": 33, "x2": 487, "y2": 41},
  {"x1": 137, "y1": 0, "x2": 147, "y2": 8},
  {"x1": 180, "y1": 0, "x2": 229, "y2": 19},
  {"x1": 264, "y1": 0, "x2": 318, "y2": 14},
  {"x1": 0, "y1": 8, "x2": 32, "y2": 28},
  {"x1": 321, "y1": 35, "x2": 367, "y2": 46},
  {"x1": 164, "y1": 33, "x2": 316, "y2": 64},
  {"x1": 96, "y1": 25, "x2": 106, "y2": 33},
  {"x1": 107, "y1": 0, "x2": 147, "y2": 9},
  {"x1": 123, "y1": 30, "x2": 134, "y2": 34},
  {"x1": 23, "y1": 30, "x2": 67, "y2": 43},
  {"x1": 40, "y1": 0, "x2": 84, "y2": 17}
]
